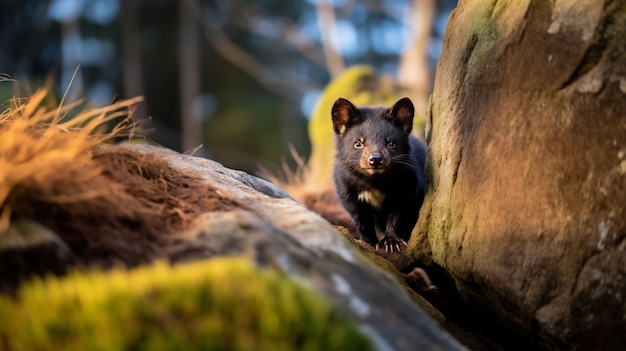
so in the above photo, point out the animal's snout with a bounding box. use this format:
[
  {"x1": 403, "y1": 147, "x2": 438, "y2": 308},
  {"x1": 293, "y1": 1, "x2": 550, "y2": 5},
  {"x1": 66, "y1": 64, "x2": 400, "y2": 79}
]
[{"x1": 368, "y1": 153, "x2": 384, "y2": 167}]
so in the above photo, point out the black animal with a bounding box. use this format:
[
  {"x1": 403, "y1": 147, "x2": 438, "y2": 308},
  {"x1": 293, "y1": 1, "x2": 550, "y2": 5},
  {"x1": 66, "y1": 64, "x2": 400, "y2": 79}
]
[{"x1": 331, "y1": 97, "x2": 426, "y2": 252}]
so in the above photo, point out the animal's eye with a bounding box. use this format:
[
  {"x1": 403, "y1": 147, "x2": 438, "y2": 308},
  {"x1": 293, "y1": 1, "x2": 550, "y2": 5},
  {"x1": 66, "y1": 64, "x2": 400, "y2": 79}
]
[
  {"x1": 354, "y1": 141, "x2": 364, "y2": 149},
  {"x1": 387, "y1": 141, "x2": 396, "y2": 149}
]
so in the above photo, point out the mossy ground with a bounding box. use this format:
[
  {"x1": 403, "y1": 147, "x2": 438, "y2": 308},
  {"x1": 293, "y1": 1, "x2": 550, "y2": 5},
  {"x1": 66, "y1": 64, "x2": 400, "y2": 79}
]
[{"x1": 0, "y1": 257, "x2": 372, "y2": 351}]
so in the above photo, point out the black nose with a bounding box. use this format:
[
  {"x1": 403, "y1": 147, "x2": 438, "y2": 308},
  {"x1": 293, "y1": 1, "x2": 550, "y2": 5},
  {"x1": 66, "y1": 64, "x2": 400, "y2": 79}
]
[{"x1": 368, "y1": 153, "x2": 384, "y2": 166}]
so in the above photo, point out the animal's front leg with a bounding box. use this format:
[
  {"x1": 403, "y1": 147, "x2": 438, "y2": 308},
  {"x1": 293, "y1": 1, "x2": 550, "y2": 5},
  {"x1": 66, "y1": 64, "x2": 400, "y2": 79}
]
[
  {"x1": 351, "y1": 205, "x2": 377, "y2": 246},
  {"x1": 379, "y1": 212, "x2": 409, "y2": 252}
]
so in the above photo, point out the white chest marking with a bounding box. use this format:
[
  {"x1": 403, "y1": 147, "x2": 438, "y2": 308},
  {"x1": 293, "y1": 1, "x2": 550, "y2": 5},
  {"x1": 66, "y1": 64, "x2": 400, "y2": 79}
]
[{"x1": 358, "y1": 189, "x2": 385, "y2": 209}]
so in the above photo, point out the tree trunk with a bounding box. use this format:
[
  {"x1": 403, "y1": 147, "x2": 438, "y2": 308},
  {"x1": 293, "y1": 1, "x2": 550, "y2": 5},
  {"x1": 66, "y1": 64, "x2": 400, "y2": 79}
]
[
  {"x1": 397, "y1": 0, "x2": 435, "y2": 119},
  {"x1": 315, "y1": 0, "x2": 345, "y2": 78},
  {"x1": 120, "y1": 0, "x2": 147, "y2": 120},
  {"x1": 179, "y1": 0, "x2": 203, "y2": 154}
]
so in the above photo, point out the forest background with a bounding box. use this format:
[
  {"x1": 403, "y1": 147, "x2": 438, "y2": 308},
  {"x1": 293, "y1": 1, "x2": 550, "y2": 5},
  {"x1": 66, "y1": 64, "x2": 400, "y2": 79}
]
[{"x1": 0, "y1": 0, "x2": 455, "y2": 174}]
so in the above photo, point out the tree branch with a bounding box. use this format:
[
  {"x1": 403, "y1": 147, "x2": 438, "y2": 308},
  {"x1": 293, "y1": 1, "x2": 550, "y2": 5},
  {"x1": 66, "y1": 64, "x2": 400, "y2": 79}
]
[
  {"x1": 315, "y1": 0, "x2": 345, "y2": 78},
  {"x1": 191, "y1": 2, "x2": 319, "y2": 98},
  {"x1": 233, "y1": 10, "x2": 327, "y2": 68},
  {"x1": 397, "y1": 0, "x2": 435, "y2": 113}
]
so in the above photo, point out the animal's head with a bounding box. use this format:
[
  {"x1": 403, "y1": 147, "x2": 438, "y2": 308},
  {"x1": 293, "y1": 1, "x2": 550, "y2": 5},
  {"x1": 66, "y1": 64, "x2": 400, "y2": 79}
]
[{"x1": 331, "y1": 97, "x2": 414, "y2": 176}]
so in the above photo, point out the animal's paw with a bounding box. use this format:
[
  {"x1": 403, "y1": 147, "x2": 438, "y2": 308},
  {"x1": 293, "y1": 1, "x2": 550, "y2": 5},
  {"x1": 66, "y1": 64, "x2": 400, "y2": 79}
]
[{"x1": 375, "y1": 236, "x2": 408, "y2": 253}]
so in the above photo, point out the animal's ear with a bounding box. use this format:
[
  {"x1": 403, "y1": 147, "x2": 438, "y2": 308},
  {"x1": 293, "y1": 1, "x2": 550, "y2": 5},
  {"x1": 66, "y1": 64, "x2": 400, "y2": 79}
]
[
  {"x1": 389, "y1": 97, "x2": 414, "y2": 134},
  {"x1": 331, "y1": 98, "x2": 360, "y2": 137}
]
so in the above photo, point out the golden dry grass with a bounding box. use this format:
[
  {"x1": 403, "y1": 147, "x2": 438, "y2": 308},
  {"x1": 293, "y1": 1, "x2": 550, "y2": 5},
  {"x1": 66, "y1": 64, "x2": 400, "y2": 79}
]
[
  {"x1": 0, "y1": 87, "x2": 142, "y2": 232},
  {"x1": 0, "y1": 85, "x2": 240, "y2": 276}
]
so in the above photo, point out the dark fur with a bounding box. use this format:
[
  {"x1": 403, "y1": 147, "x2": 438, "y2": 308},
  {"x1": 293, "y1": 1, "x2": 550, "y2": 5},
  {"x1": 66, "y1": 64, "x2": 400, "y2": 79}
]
[{"x1": 331, "y1": 97, "x2": 426, "y2": 252}]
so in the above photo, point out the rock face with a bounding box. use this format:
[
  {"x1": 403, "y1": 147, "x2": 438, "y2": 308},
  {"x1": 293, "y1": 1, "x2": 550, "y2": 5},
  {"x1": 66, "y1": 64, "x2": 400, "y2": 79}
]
[
  {"x1": 0, "y1": 220, "x2": 73, "y2": 292},
  {"x1": 0, "y1": 140, "x2": 466, "y2": 349},
  {"x1": 126, "y1": 145, "x2": 465, "y2": 351},
  {"x1": 417, "y1": 0, "x2": 626, "y2": 349}
]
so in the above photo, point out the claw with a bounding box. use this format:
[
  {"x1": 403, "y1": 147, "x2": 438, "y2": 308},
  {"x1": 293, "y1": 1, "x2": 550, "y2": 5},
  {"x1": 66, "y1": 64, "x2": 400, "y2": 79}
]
[{"x1": 375, "y1": 237, "x2": 407, "y2": 252}]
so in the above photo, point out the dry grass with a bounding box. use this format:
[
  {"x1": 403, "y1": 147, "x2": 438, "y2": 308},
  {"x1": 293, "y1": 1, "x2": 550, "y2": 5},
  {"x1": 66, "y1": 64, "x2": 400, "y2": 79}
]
[
  {"x1": 0, "y1": 88, "x2": 141, "y2": 230},
  {"x1": 0, "y1": 86, "x2": 239, "y2": 271},
  {"x1": 259, "y1": 144, "x2": 309, "y2": 193},
  {"x1": 261, "y1": 146, "x2": 357, "y2": 238}
]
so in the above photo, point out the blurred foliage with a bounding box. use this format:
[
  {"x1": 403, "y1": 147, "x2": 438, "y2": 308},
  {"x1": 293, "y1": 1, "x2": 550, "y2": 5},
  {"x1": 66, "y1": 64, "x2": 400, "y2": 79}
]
[{"x1": 0, "y1": 257, "x2": 373, "y2": 351}]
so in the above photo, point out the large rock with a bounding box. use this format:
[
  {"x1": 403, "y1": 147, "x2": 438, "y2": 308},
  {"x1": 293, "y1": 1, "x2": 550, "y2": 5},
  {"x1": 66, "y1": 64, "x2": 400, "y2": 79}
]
[
  {"x1": 0, "y1": 136, "x2": 466, "y2": 349},
  {"x1": 0, "y1": 220, "x2": 73, "y2": 293},
  {"x1": 118, "y1": 144, "x2": 466, "y2": 351},
  {"x1": 416, "y1": 0, "x2": 626, "y2": 349}
]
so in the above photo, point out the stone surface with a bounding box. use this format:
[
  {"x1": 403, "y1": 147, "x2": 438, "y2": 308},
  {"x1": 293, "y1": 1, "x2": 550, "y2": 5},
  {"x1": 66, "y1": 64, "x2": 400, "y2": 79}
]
[
  {"x1": 0, "y1": 220, "x2": 73, "y2": 293},
  {"x1": 124, "y1": 144, "x2": 466, "y2": 351},
  {"x1": 1, "y1": 142, "x2": 466, "y2": 349},
  {"x1": 414, "y1": 0, "x2": 626, "y2": 349}
]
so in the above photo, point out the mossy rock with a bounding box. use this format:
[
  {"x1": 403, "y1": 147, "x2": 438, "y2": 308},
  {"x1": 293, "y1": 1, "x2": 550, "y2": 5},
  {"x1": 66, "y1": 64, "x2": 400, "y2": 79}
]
[{"x1": 0, "y1": 257, "x2": 372, "y2": 351}]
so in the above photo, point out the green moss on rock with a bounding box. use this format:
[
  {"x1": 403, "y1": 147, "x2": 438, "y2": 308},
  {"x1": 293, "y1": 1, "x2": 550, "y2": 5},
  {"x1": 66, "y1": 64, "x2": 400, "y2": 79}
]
[{"x1": 0, "y1": 258, "x2": 372, "y2": 351}]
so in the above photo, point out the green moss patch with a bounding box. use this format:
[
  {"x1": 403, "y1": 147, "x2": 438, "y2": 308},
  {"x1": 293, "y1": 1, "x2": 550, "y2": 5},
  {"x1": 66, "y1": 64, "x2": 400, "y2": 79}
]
[{"x1": 0, "y1": 257, "x2": 372, "y2": 351}]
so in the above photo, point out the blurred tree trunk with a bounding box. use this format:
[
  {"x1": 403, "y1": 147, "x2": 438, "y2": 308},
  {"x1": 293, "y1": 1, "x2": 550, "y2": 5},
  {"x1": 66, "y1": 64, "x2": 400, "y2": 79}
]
[
  {"x1": 316, "y1": 0, "x2": 345, "y2": 78},
  {"x1": 60, "y1": 16, "x2": 83, "y2": 102},
  {"x1": 397, "y1": 0, "x2": 434, "y2": 121},
  {"x1": 120, "y1": 0, "x2": 147, "y2": 120},
  {"x1": 179, "y1": 0, "x2": 203, "y2": 154}
]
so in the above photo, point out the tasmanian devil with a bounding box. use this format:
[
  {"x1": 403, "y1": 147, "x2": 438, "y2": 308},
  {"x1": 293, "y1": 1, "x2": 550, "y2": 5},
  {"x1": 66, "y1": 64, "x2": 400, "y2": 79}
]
[{"x1": 331, "y1": 97, "x2": 426, "y2": 252}]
